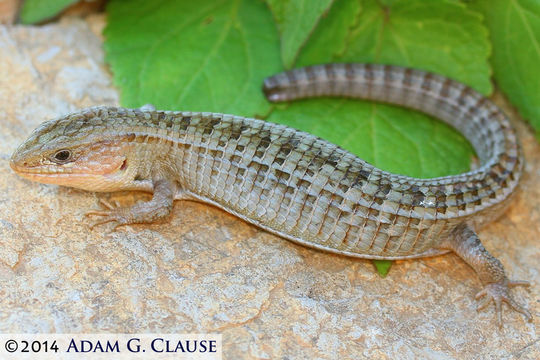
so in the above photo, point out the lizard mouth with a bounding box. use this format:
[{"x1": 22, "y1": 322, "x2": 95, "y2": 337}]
[
  {"x1": 9, "y1": 151, "x2": 129, "y2": 191},
  {"x1": 9, "y1": 160, "x2": 74, "y2": 176},
  {"x1": 9, "y1": 160, "x2": 126, "y2": 186},
  {"x1": 9, "y1": 162, "x2": 127, "y2": 191}
]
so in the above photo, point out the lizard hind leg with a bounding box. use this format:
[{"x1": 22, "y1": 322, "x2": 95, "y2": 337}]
[{"x1": 439, "y1": 223, "x2": 532, "y2": 328}]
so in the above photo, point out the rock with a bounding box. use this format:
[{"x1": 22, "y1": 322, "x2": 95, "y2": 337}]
[{"x1": 0, "y1": 16, "x2": 538, "y2": 359}]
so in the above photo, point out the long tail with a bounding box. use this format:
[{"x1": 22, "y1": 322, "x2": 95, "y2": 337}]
[{"x1": 263, "y1": 64, "x2": 520, "y2": 175}]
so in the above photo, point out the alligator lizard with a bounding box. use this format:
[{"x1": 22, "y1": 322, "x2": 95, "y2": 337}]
[{"x1": 10, "y1": 64, "x2": 531, "y2": 327}]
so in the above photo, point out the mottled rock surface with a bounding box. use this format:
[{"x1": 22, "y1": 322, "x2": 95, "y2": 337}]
[{"x1": 0, "y1": 17, "x2": 538, "y2": 359}]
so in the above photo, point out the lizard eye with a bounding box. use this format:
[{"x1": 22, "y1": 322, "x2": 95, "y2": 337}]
[{"x1": 51, "y1": 149, "x2": 72, "y2": 164}]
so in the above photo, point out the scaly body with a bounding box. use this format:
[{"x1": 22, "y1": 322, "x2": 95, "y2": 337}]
[{"x1": 11, "y1": 64, "x2": 531, "y2": 326}]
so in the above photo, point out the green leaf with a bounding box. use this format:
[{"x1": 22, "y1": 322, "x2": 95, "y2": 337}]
[
  {"x1": 104, "y1": 0, "x2": 282, "y2": 116},
  {"x1": 271, "y1": 0, "x2": 484, "y2": 178},
  {"x1": 373, "y1": 260, "x2": 392, "y2": 277},
  {"x1": 266, "y1": 0, "x2": 336, "y2": 68},
  {"x1": 297, "y1": 0, "x2": 362, "y2": 65},
  {"x1": 20, "y1": 0, "x2": 77, "y2": 24},
  {"x1": 301, "y1": 0, "x2": 492, "y2": 94},
  {"x1": 470, "y1": 0, "x2": 540, "y2": 139}
]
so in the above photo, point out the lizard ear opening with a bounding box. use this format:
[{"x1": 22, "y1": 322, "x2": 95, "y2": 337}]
[{"x1": 120, "y1": 159, "x2": 127, "y2": 171}]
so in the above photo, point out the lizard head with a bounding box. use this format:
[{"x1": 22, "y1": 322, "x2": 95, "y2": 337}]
[{"x1": 10, "y1": 107, "x2": 140, "y2": 192}]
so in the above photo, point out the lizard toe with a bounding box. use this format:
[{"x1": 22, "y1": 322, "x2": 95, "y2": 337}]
[{"x1": 475, "y1": 282, "x2": 532, "y2": 328}]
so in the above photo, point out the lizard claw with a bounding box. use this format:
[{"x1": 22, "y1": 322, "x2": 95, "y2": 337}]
[
  {"x1": 85, "y1": 199, "x2": 129, "y2": 230},
  {"x1": 475, "y1": 280, "x2": 532, "y2": 328}
]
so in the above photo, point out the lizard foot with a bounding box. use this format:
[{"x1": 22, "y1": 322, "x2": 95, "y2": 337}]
[
  {"x1": 475, "y1": 280, "x2": 532, "y2": 328},
  {"x1": 85, "y1": 184, "x2": 174, "y2": 230},
  {"x1": 85, "y1": 198, "x2": 131, "y2": 230}
]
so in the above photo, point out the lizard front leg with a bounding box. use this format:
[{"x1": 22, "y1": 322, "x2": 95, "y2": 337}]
[
  {"x1": 439, "y1": 223, "x2": 532, "y2": 327},
  {"x1": 86, "y1": 178, "x2": 175, "y2": 230}
]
